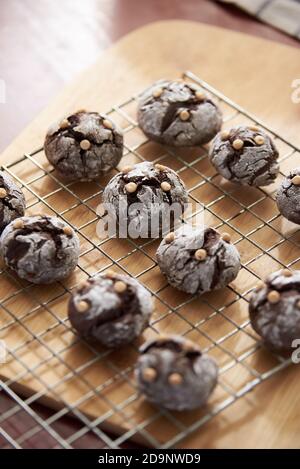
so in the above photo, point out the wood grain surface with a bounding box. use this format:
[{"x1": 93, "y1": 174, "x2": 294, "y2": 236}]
[{"x1": 1, "y1": 20, "x2": 300, "y2": 448}]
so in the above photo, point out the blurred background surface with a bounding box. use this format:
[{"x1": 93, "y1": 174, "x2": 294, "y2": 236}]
[{"x1": 0, "y1": 0, "x2": 299, "y2": 152}]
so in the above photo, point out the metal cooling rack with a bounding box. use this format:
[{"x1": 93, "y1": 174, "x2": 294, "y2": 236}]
[{"x1": 0, "y1": 70, "x2": 299, "y2": 449}]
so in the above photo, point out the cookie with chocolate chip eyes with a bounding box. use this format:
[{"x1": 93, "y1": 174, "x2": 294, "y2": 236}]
[
  {"x1": 135, "y1": 335, "x2": 218, "y2": 411},
  {"x1": 156, "y1": 225, "x2": 240, "y2": 295},
  {"x1": 137, "y1": 80, "x2": 222, "y2": 146},
  {"x1": 276, "y1": 168, "x2": 300, "y2": 224},
  {"x1": 102, "y1": 161, "x2": 188, "y2": 238},
  {"x1": 0, "y1": 171, "x2": 25, "y2": 234},
  {"x1": 0, "y1": 215, "x2": 80, "y2": 284},
  {"x1": 68, "y1": 272, "x2": 153, "y2": 348},
  {"x1": 209, "y1": 125, "x2": 279, "y2": 186},
  {"x1": 44, "y1": 110, "x2": 123, "y2": 181},
  {"x1": 249, "y1": 269, "x2": 300, "y2": 353}
]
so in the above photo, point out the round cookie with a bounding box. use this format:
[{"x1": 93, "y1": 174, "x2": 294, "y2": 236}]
[
  {"x1": 135, "y1": 335, "x2": 218, "y2": 411},
  {"x1": 156, "y1": 225, "x2": 240, "y2": 295},
  {"x1": 0, "y1": 215, "x2": 80, "y2": 284},
  {"x1": 249, "y1": 269, "x2": 300, "y2": 353},
  {"x1": 44, "y1": 110, "x2": 123, "y2": 181},
  {"x1": 0, "y1": 171, "x2": 25, "y2": 234},
  {"x1": 209, "y1": 125, "x2": 279, "y2": 186},
  {"x1": 137, "y1": 80, "x2": 222, "y2": 146},
  {"x1": 276, "y1": 168, "x2": 300, "y2": 224},
  {"x1": 68, "y1": 272, "x2": 153, "y2": 348},
  {"x1": 102, "y1": 161, "x2": 188, "y2": 238}
]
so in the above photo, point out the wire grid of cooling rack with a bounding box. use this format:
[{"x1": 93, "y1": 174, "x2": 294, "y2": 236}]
[{"x1": 0, "y1": 70, "x2": 299, "y2": 449}]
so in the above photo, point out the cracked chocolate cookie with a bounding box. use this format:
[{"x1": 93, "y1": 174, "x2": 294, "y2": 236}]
[
  {"x1": 44, "y1": 110, "x2": 123, "y2": 181},
  {"x1": 209, "y1": 125, "x2": 279, "y2": 186},
  {"x1": 276, "y1": 168, "x2": 300, "y2": 224},
  {"x1": 68, "y1": 271, "x2": 153, "y2": 348},
  {"x1": 0, "y1": 215, "x2": 80, "y2": 284},
  {"x1": 102, "y1": 161, "x2": 188, "y2": 238},
  {"x1": 0, "y1": 171, "x2": 25, "y2": 234},
  {"x1": 156, "y1": 225, "x2": 240, "y2": 295},
  {"x1": 249, "y1": 269, "x2": 300, "y2": 353},
  {"x1": 135, "y1": 335, "x2": 218, "y2": 411},
  {"x1": 137, "y1": 80, "x2": 222, "y2": 146}
]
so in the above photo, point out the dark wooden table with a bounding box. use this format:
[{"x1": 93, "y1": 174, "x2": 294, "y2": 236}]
[{"x1": 0, "y1": 0, "x2": 299, "y2": 449}]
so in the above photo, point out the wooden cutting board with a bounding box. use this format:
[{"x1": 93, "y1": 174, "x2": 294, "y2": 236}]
[{"x1": 1, "y1": 21, "x2": 300, "y2": 448}]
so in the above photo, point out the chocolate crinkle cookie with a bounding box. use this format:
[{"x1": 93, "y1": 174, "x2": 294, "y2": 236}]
[
  {"x1": 0, "y1": 215, "x2": 80, "y2": 284},
  {"x1": 44, "y1": 110, "x2": 123, "y2": 181},
  {"x1": 102, "y1": 161, "x2": 188, "y2": 238},
  {"x1": 249, "y1": 269, "x2": 300, "y2": 353},
  {"x1": 135, "y1": 335, "x2": 218, "y2": 411},
  {"x1": 209, "y1": 125, "x2": 279, "y2": 186},
  {"x1": 68, "y1": 271, "x2": 153, "y2": 348},
  {"x1": 276, "y1": 168, "x2": 300, "y2": 224},
  {"x1": 156, "y1": 225, "x2": 240, "y2": 295},
  {"x1": 0, "y1": 171, "x2": 25, "y2": 233},
  {"x1": 137, "y1": 80, "x2": 222, "y2": 146}
]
